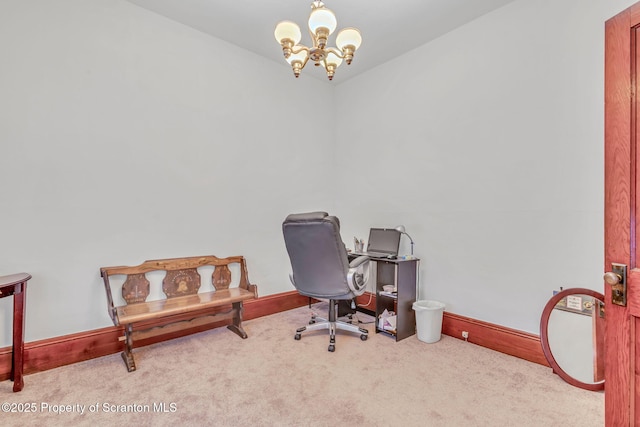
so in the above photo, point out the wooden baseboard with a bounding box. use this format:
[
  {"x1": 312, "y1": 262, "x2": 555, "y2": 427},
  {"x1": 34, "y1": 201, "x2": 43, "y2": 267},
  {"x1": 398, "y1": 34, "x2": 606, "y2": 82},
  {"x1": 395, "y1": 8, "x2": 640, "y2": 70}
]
[
  {"x1": 0, "y1": 290, "x2": 310, "y2": 380},
  {"x1": 358, "y1": 292, "x2": 548, "y2": 366},
  {"x1": 0, "y1": 291, "x2": 547, "y2": 382},
  {"x1": 441, "y1": 311, "x2": 548, "y2": 366}
]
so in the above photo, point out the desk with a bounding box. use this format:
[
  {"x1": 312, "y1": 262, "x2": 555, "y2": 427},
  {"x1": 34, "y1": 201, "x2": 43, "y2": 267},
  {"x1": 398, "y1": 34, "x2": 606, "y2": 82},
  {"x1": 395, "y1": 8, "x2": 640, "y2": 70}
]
[
  {"x1": 349, "y1": 254, "x2": 419, "y2": 341},
  {"x1": 0, "y1": 273, "x2": 31, "y2": 392}
]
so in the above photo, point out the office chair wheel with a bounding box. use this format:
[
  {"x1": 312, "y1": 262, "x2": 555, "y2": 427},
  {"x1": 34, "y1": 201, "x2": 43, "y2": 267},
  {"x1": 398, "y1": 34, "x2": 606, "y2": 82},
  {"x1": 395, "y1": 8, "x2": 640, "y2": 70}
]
[
  {"x1": 294, "y1": 333, "x2": 301, "y2": 340},
  {"x1": 328, "y1": 344, "x2": 335, "y2": 352},
  {"x1": 309, "y1": 320, "x2": 316, "y2": 324},
  {"x1": 360, "y1": 334, "x2": 367, "y2": 341}
]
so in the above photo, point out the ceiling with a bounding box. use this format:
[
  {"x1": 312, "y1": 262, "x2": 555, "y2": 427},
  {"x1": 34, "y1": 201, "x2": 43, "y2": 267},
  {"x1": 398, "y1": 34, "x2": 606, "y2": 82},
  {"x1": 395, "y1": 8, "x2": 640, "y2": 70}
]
[{"x1": 126, "y1": 0, "x2": 517, "y2": 83}]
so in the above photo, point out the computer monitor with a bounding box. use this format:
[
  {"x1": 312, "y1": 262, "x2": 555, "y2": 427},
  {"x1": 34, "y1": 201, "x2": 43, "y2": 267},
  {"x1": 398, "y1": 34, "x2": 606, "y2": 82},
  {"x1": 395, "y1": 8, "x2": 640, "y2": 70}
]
[{"x1": 366, "y1": 228, "x2": 401, "y2": 255}]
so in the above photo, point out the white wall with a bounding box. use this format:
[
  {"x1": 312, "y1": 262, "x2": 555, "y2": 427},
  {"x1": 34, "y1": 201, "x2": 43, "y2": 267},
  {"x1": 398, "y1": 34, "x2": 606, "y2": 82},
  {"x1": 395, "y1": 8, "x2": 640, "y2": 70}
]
[
  {"x1": 2, "y1": 0, "x2": 638, "y2": 347},
  {"x1": 0, "y1": 0, "x2": 335, "y2": 345},
  {"x1": 335, "y1": 0, "x2": 638, "y2": 333}
]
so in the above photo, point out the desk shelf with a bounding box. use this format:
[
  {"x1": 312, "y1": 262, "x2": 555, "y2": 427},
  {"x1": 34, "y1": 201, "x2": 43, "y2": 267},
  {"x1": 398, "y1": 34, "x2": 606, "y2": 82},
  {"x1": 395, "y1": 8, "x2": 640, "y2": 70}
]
[{"x1": 374, "y1": 259, "x2": 418, "y2": 341}]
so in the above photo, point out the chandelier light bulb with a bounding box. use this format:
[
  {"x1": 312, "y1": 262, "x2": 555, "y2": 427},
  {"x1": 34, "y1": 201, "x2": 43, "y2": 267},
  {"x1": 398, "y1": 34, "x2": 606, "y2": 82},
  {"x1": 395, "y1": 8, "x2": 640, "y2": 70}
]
[
  {"x1": 286, "y1": 48, "x2": 309, "y2": 78},
  {"x1": 325, "y1": 51, "x2": 343, "y2": 67},
  {"x1": 308, "y1": 6, "x2": 336, "y2": 50},
  {"x1": 308, "y1": 6, "x2": 337, "y2": 36},
  {"x1": 336, "y1": 27, "x2": 361, "y2": 65},
  {"x1": 275, "y1": 21, "x2": 302, "y2": 58},
  {"x1": 274, "y1": 21, "x2": 302, "y2": 44},
  {"x1": 324, "y1": 52, "x2": 343, "y2": 80},
  {"x1": 336, "y1": 27, "x2": 362, "y2": 50}
]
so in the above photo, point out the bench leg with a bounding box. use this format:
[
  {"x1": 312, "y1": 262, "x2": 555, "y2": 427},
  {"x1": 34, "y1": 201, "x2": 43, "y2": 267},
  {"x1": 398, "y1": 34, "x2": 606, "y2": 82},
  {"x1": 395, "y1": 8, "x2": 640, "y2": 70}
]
[
  {"x1": 227, "y1": 302, "x2": 248, "y2": 339},
  {"x1": 122, "y1": 323, "x2": 137, "y2": 372}
]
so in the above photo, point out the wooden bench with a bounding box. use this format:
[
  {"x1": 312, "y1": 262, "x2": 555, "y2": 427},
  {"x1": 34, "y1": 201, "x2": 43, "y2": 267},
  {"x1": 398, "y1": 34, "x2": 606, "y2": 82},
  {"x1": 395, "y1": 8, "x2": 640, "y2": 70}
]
[{"x1": 100, "y1": 255, "x2": 258, "y2": 372}]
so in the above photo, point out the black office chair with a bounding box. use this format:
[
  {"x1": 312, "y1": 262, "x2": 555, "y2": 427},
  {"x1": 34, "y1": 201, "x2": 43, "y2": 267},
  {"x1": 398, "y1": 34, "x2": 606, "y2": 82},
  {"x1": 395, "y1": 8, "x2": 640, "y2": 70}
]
[{"x1": 282, "y1": 211, "x2": 370, "y2": 351}]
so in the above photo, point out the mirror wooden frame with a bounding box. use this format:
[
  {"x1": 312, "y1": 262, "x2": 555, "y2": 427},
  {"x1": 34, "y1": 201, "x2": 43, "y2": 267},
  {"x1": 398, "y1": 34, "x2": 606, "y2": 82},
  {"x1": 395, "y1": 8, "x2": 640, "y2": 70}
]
[{"x1": 539, "y1": 287, "x2": 605, "y2": 391}]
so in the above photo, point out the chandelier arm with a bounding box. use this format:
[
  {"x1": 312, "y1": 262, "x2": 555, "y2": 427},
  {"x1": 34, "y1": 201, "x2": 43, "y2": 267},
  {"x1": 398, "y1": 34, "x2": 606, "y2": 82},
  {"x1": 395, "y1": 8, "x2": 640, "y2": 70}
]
[
  {"x1": 300, "y1": 53, "x2": 311, "y2": 70},
  {"x1": 290, "y1": 45, "x2": 311, "y2": 70},
  {"x1": 324, "y1": 47, "x2": 345, "y2": 58},
  {"x1": 291, "y1": 45, "x2": 310, "y2": 55},
  {"x1": 321, "y1": 57, "x2": 329, "y2": 71}
]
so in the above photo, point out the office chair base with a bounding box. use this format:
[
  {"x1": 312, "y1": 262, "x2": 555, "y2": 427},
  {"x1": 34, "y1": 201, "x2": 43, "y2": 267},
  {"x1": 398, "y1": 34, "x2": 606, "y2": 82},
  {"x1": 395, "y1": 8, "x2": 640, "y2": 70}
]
[
  {"x1": 294, "y1": 318, "x2": 369, "y2": 351},
  {"x1": 309, "y1": 313, "x2": 357, "y2": 325}
]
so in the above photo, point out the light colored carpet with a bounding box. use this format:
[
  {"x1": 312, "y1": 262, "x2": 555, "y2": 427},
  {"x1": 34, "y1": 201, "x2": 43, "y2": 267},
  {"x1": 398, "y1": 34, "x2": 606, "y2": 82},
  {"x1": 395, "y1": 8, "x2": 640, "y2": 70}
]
[{"x1": 1, "y1": 304, "x2": 603, "y2": 426}]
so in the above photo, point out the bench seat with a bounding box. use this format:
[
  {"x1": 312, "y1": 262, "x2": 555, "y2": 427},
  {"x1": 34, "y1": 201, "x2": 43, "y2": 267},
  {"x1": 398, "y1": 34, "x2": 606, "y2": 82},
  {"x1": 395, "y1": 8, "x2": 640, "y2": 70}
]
[{"x1": 117, "y1": 288, "x2": 256, "y2": 325}]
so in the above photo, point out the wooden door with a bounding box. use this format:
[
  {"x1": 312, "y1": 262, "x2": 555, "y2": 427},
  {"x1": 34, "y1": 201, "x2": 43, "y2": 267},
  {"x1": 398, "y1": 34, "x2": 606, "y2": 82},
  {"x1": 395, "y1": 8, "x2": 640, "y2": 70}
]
[{"x1": 605, "y1": 4, "x2": 640, "y2": 426}]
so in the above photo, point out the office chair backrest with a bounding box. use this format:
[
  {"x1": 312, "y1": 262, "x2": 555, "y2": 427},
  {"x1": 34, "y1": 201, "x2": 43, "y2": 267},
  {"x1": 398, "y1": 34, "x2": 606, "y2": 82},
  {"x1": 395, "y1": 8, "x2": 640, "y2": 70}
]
[{"x1": 282, "y1": 211, "x2": 354, "y2": 300}]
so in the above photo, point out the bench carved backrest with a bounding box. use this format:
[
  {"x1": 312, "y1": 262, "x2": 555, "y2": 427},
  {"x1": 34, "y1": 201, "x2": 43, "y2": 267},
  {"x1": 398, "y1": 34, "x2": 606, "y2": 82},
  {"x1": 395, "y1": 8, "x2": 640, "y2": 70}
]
[
  {"x1": 122, "y1": 273, "x2": 150, "y2": 304},
  {"x1": 101, "y1": 255, "x2": 254, "y2": 310},
  {"x1": 213, "y1": 264, "x2": 232, "y2": 290}
]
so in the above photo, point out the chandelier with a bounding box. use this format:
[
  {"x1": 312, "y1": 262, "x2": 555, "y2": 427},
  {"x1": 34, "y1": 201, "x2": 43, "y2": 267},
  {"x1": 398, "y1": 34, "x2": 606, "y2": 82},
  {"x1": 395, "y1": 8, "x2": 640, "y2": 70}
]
[{"x1": 274, "y1": 1, "x2": 362, "y2": 81}]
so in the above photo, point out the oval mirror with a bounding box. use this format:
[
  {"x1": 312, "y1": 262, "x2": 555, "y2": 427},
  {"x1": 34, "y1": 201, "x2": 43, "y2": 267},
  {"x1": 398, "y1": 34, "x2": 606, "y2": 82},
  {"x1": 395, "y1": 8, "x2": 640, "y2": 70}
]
[{"x1": 540, "y1": 287, "x2": 605, "y2": 391}]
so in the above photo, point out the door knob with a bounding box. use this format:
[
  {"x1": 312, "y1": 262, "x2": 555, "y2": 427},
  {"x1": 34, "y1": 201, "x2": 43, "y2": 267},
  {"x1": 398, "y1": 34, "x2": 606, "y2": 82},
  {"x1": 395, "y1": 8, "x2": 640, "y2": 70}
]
[
  {"x1": 604, "y1": 263, "x2": 627, "y2": 306},
  {"x1": 603, "y1": 271, "x2": 621, "y2": 285}
]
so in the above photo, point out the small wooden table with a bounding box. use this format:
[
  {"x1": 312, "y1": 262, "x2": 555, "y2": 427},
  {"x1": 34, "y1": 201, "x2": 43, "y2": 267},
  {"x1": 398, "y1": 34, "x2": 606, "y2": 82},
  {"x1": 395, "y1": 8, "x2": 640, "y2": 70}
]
[{"x1": 0, "y1": 273, "x2": 31, "y2": 392}]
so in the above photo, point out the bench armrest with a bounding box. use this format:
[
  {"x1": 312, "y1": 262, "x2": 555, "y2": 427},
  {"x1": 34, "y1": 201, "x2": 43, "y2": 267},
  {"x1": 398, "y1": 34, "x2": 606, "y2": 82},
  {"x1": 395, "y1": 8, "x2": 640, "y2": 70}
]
[{"x1": 100, "y1": 268, "x2": 118, "y2": 325}]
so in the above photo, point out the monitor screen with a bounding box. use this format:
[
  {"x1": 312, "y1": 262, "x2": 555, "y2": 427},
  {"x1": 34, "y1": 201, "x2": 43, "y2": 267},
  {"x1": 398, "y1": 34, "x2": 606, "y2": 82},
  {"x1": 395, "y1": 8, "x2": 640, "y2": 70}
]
[{"x1": 366, "y1": 228, "x2": 401, "y2": 255}]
